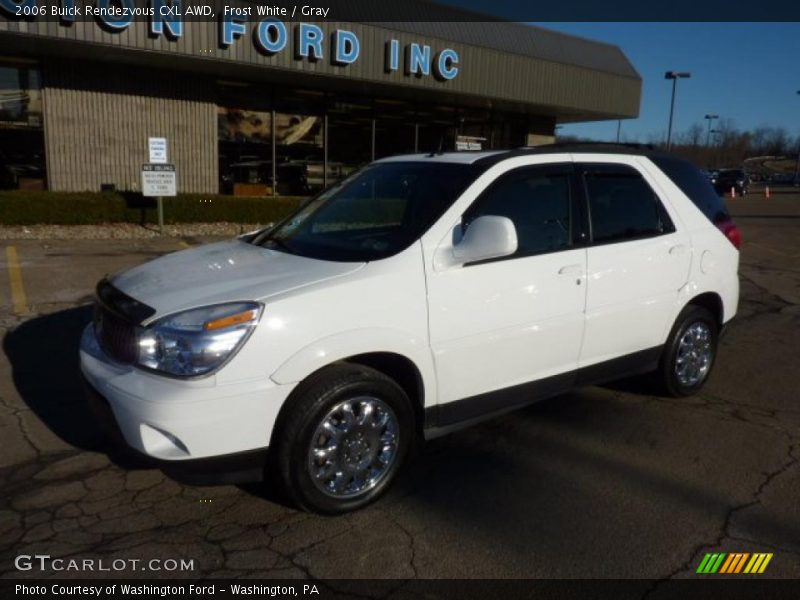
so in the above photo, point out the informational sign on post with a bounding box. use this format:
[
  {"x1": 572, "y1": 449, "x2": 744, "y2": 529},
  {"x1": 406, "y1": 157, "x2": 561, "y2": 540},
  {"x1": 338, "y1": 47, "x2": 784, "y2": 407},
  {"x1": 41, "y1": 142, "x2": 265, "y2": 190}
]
[
  {"x1": 148, "y1": 137, "x2": 168, "y2": 164},
  {"x1": 141, "y1": 164, "x2": 176, "y2": 197},
  {"x1": 142, "y1": 163, "x2": 176, "y2": 234},
  {"x1": 455, "y1": 135, "x2": 484, "y2": 151}
]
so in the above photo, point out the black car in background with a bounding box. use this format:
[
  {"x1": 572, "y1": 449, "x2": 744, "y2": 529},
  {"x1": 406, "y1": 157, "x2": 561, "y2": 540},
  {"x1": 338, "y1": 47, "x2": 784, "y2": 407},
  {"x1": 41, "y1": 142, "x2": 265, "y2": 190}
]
[{"x1": 712, "y1": 169, "x2": 749, "y2": 197}]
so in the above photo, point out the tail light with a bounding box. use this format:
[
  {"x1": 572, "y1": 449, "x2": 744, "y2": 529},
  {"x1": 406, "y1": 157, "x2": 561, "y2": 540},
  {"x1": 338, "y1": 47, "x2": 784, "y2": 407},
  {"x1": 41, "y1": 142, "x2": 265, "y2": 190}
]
[{"x1": 716, "y1": 218, "x2": 741, "y2": 250}]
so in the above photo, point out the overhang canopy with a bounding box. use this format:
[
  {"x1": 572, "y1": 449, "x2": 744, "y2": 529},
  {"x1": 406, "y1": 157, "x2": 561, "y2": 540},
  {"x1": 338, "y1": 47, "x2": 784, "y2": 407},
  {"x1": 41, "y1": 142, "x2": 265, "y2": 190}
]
[{"x1": 0, "y1": 2, "x2": 641, "y2": 122}]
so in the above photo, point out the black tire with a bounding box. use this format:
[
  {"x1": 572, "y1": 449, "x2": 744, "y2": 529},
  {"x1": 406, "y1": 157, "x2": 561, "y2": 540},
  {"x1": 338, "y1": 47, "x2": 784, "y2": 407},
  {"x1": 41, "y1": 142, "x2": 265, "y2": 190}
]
[
  {"x1": 272, "y1": 363, "x2": 413, "y2": 514},
  {"x1": 657, "y1": 305, "x2": 719, "y2": 397}
]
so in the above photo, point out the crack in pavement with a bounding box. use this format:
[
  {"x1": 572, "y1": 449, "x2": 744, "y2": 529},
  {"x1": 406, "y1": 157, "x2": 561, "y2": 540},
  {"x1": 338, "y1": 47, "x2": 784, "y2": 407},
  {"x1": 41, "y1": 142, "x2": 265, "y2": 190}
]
[
  {"x1": 378, "y1": 509, "x2": 419, "y2": 580},
  {"x1": 642, "y1": 442, "x2": 799, "y2": 597},
  {"x1": 643, "y1": 391, "x2": 800, "y2": 442},
  {"x1": 2, "y1": 232, "x2": 800, "y2": 581}
]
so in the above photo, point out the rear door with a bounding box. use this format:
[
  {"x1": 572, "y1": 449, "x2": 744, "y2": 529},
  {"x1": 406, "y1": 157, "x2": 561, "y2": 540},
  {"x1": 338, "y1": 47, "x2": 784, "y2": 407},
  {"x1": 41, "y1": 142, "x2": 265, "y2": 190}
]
[{"x1": 577, "y1": 160, "x2": 692, "y2": 367}]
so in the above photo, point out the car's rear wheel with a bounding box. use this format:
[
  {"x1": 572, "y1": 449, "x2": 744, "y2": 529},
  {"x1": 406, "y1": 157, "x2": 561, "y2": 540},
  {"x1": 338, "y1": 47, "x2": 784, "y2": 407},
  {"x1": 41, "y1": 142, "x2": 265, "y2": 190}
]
[
  {"x1": 273, "y1": 364, "x2": 413, "y2": 514},
  {"x1": 657, "y1": 305, "x2": 719, "y2": 397}
]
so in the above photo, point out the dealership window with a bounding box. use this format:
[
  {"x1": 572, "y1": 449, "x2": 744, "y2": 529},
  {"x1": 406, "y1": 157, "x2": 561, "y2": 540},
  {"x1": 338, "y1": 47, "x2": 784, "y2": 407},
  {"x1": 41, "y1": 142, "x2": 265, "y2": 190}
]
[
  {"x1": 217, "y1": 81, "x2": 273, "y2": 196},
  {"x1": 327, "y1": 99, "x2": 373, "y2": 184},
  {"x1": 216, "y1": 85, "x2": 528, "y2": 198},
  {"x1": 274, "y1": 92, "x2": 325, "y2": 196},
  {"x1": 217, "y1": 86, "x2": 325, "y2": 197},
  {"x1": 373, "y1": 99, "x2": 416, "y2": 159},
  {"x1": 455, "y1": 108, "x2": 492, "y2": 151},
  {"x1": 0, "y1": 62, "x2": 46, "y2": 190},
  {"x1": 218, "y1": 104, "x2": 273, "y2": 196},
  {"x1": 375, "y1": 119, "x2": 417, "y2": 159},
  {"x1": 417, "y1": 123, "x2": 455, "y2": 154},
  {"x1": 489, "y1": 114, "x2": 529, "y2": 149}
]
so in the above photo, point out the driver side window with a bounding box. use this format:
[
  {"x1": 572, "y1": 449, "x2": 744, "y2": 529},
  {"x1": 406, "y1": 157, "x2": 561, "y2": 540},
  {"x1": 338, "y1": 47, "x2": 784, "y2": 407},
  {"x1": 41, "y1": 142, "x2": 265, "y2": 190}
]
[{"x1": 465, "y1": 166, "x2": 573, "y2": 259}]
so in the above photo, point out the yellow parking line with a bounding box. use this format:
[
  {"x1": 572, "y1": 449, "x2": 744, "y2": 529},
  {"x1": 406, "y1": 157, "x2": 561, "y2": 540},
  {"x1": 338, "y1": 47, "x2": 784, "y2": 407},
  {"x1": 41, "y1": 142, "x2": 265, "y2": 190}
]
[{"x1": 6, "y1": 246, "x2": 30, "y2": 315}]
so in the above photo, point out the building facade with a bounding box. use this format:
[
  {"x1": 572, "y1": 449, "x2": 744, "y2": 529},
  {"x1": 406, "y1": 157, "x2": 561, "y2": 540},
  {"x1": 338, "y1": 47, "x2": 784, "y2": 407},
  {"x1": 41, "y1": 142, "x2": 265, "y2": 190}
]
[{"x1": 0, "y1": 2, "x2": 641, "y2": 195}]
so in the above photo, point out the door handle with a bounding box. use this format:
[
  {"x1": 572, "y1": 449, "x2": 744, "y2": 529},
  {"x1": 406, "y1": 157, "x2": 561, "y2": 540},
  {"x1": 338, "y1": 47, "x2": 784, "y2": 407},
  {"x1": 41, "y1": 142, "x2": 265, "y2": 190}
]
[
  {"x1": 669, "y1": 244, "x2": 688, "y2": 255},
  {"x1": 558, "y1": 264, "x2": 583, "y2": 275}
]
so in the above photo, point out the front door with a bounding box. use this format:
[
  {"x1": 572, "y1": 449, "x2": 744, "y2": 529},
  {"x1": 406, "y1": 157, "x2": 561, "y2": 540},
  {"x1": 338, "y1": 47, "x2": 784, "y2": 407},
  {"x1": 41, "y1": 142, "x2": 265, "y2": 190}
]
[{"x1": 426, "y1": 163, "x2": 588, "y2": 425}]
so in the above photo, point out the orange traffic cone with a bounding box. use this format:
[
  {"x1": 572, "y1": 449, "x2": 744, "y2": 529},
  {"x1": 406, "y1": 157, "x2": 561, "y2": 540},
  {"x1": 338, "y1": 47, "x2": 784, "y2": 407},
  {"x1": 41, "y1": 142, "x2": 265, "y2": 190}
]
[{"x1": 765, "y1": 186, "x2": 770, "y2": 199}]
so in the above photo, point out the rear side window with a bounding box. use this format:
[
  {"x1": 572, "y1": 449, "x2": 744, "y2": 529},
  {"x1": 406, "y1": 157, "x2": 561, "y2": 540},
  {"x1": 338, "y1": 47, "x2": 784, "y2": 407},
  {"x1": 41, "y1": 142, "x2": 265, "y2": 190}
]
[
  {"x1": 582, "y1": 165, "x2": 675, "y2": 244},
  {"x1": 651, "y1": 156, "x2": 730, "y2": 224},
  {"x1": 465, "y1": 166, "x2": 573, "y2": 258}
]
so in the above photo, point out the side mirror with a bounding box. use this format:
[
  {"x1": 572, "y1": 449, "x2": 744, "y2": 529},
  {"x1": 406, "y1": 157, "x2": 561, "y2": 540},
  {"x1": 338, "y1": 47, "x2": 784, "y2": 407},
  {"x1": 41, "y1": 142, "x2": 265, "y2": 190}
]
[{"x1": 453, "y1": 215, "x2": 518, "y2": 264}]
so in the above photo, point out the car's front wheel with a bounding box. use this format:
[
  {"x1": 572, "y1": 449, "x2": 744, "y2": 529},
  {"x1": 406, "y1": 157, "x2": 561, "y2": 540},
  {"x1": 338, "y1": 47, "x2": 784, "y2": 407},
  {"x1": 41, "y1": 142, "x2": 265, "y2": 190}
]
[
  {"x1": 273, "y1": 364, "x2": 413, "y2": 514},
  {"x1": 657, "y1": 305, "x2": 719, "y2": 397}
]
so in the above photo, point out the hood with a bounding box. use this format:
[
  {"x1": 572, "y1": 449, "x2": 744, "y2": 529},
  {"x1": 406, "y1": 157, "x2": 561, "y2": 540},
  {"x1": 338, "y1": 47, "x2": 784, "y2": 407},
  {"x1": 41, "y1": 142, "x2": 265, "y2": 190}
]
[{"x1": 110, "y1": 239, "x2": 364, "y2": 320}]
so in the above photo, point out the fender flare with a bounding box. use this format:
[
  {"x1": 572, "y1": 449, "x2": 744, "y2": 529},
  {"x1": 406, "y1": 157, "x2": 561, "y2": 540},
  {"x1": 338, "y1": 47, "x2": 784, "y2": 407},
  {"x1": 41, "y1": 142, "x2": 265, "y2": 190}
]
[
  {"x1": 662, "y1": 281, "x2": 726, "y2": 344},
  {"x1": 270, "y1": 327, "x2": 437, "y2": 407}
]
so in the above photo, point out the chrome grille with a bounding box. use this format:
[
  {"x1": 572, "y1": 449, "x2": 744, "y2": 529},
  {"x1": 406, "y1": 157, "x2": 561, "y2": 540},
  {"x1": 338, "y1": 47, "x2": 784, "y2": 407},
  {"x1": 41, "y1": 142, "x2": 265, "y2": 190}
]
[{"x1": 94, "y1": 304, "x2": 138, "y2": 364}]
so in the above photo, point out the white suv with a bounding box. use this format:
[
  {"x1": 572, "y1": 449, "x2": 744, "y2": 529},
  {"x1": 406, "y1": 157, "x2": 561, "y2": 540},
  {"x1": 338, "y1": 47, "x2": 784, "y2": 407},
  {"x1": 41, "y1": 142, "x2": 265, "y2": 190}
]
[{"x1": 80, "y1": 145, "x2": 740, "y2": 513}]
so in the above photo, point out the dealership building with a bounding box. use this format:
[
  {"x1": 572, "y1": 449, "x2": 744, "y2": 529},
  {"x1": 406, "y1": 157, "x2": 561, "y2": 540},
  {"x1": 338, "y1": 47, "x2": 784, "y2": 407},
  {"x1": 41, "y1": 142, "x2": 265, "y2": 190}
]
[{"x1": 0, "y1": 1, "x2": 641, "y2": 195}]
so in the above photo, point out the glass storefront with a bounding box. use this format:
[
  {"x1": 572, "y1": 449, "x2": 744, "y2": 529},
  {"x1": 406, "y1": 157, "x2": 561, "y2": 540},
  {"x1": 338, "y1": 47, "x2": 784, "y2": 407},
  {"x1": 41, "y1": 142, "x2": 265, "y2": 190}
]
[
  {"x1": 328, "y1": 99, "x2": 373, "y2": 181},
  {"x1": 218, "y1": 105, "x2": 273, "y2": 196},
  {"x1": 274, "y1": 91, "x2": 324, "y2": 195},
  {"x1": 0, "y1": 62, "x2": 46, "y2": 190},
  {"x1": 216, "y1": 82, "x2": 531, "y2": 197},
  {"x1": 218, "y1": 85, "x2": 326, "y2": 196}
]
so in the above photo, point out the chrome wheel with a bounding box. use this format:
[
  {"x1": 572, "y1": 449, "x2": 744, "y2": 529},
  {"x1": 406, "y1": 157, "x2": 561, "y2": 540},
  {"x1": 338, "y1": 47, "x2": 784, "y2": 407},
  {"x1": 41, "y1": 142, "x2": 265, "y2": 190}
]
[
  {"x1": 307, "y1": 396, "x2": 400, "y2": 499},
  {"x1": 674, "y1": 321, "x2": 713, "y2": 387}
]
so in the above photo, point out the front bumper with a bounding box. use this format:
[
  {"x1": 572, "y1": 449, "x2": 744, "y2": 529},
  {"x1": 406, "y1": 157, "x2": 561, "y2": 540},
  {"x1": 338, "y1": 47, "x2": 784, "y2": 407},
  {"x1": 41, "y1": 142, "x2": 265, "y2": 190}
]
[
  {"x1": 82, "y1": 377, "x2": 269, "y2": 484},
  {"x1": 79, "y1": 324, "x2": 295, "y2": 484}
]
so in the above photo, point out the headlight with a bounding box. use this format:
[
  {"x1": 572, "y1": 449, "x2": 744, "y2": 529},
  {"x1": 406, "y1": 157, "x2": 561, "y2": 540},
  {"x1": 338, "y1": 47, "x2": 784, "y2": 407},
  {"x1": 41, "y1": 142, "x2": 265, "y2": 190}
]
[{"x1": 137, "y1": 302, "x2": 262, "y2": 377}]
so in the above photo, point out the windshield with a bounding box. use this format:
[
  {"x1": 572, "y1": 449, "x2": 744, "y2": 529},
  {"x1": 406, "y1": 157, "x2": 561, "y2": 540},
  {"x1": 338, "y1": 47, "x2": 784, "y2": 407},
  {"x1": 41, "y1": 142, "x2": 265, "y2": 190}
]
[{"x1": 253, "y1": 161, "x2": 480, "y2": 261}]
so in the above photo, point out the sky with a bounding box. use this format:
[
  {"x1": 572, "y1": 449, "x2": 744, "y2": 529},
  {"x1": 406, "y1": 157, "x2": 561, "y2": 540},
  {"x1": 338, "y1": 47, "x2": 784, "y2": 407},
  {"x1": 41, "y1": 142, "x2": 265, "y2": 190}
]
[{"x1": 536, "y1": 23, "x2": 800, "y2": 143}]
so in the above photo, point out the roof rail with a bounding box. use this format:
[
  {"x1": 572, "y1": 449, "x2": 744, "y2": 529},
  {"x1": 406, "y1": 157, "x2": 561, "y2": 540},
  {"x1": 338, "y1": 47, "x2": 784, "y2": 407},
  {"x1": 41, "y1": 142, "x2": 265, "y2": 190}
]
[
  {"x1": 471, "y1": 142, "x2": 670, "y2": 167},
  {"x1": 519, "y1": 142, "x2": 658, "y2": 151}
]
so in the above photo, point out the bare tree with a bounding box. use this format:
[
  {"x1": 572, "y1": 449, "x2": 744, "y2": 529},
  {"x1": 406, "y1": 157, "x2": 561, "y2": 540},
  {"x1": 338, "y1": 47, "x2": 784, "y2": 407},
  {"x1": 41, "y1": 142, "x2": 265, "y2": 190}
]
[{"x1": 683, "y1": 123, "x2": 704, "y2": 147}]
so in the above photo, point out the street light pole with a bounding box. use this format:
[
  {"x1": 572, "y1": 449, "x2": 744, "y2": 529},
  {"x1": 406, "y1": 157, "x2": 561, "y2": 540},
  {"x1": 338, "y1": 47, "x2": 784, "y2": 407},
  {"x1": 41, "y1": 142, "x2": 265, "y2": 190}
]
[
  {"x1": 709, "y1": 129, "x2": 720, "y2": 169},
  {"x1": 665, "y1": 71, "x2": 691, "y2": 151},
  {"x1": 704, "y1": 114, "x2": 719, "y2": 147},
  {"x1": 794, "y1": 91, "x2": 800, "y2": 186}
]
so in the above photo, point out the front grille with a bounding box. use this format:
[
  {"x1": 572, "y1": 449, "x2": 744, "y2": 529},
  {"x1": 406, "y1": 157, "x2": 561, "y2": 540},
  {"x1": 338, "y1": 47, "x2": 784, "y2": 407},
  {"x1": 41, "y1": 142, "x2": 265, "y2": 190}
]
[{"x1": 94, "y1": 304, "x2": 138, "y2": 364}]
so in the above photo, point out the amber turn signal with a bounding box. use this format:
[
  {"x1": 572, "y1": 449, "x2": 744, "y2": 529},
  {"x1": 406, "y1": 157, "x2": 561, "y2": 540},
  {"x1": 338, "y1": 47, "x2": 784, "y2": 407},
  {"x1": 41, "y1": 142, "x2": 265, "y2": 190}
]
[{"x1": 204, "y1": 309, "x2": 259, "y2": 331}]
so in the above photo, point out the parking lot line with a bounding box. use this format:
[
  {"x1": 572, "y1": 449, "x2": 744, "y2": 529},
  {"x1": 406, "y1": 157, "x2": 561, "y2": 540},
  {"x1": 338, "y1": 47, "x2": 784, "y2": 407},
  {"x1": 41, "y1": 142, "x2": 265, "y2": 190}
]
[{"x1": 5, "y1": 246, "x2": 30, "y2": 315}]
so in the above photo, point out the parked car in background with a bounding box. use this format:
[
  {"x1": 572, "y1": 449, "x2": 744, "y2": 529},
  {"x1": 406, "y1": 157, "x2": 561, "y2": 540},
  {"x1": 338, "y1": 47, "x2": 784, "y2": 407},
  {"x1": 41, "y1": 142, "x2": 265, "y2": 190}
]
[
  {"x1": 713, "y1": 169, "x2": 749, "y2": 197},
  {"x1": 288, "y1": 160, "x2": 355, "y2": 193},
  {"x1": 219, "y1": 159, "x2": 312, "y2": 196}
]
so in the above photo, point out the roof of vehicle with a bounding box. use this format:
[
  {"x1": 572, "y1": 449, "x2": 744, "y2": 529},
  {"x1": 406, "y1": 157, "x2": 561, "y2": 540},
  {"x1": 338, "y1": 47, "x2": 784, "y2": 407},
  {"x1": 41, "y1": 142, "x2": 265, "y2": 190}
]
[
  {"x1": 374, "y1": 143, "x2": 676, "y2": 166},
  {"x1": 376, "y1": 151, "x2": 506, "y2": 165}
]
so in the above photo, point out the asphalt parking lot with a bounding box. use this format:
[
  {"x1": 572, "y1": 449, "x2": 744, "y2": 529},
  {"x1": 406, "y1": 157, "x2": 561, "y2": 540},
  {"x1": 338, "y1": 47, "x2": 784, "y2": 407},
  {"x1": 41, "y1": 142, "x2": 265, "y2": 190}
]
[{"x1": 1, "y1": 188, "x2": 799, "y2": 583}]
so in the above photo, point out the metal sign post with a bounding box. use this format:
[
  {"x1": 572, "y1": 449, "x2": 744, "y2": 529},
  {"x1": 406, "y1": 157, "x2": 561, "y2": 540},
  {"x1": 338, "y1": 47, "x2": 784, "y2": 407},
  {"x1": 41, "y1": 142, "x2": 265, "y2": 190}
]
[
  {"x1": 144, "y1": 138, "x2": 171, "y2": 234},
  {"x1": 157, "y1": 196, "x2": 164, "y2": 233},
  {"x1": 141, "y1": 163, "x2": 176, "y2": 234}
]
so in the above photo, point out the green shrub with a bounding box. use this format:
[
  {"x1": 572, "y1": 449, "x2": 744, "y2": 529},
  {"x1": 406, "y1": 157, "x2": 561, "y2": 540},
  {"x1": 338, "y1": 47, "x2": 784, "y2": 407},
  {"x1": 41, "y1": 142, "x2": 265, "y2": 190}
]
[{"x1": 0, "y1": 191, "x2": 305, "y2": 226}]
